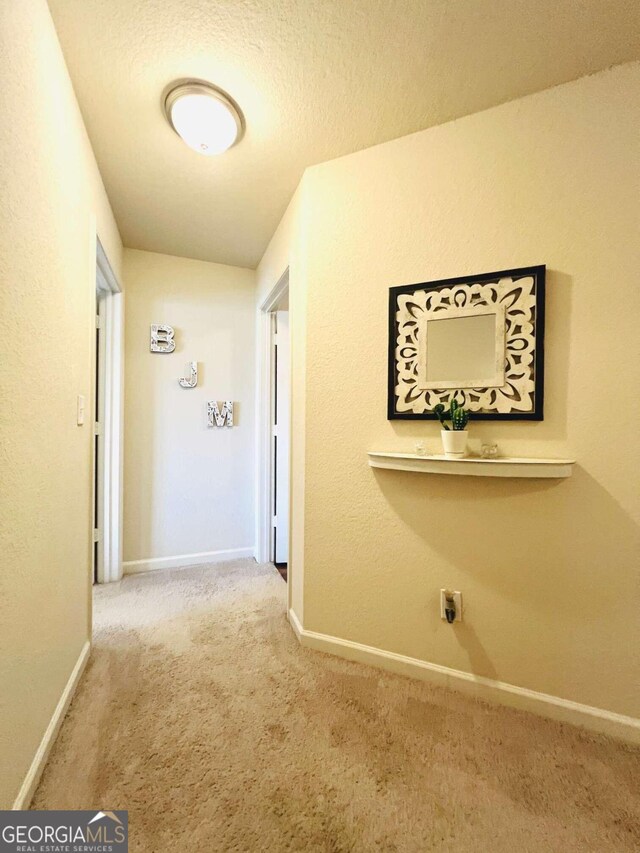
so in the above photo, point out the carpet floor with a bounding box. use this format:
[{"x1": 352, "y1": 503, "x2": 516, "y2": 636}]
[{"x1": 33, "y1": 560, "x2": 640, "y2": 851}]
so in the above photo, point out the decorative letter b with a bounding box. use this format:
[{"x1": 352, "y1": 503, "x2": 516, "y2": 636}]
[{"x1": 150, "y1": 324, "x2": 175, "y2": 353}]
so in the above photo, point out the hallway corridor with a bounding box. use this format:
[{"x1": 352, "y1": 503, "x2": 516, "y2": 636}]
[{"x1": 33, "y1": 562, "x2": 640, "y2": 852}]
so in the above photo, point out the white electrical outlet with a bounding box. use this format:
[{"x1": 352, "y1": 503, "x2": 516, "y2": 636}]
[{"x1": 440, "y1": 589, "x2": 462, "y2": 622}]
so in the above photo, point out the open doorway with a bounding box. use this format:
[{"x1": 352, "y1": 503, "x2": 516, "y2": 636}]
[
  {"x1": 272, "y1": 300, "x2": 290, "y2": 579},
  {"x1": 257, "y1": 270, "x2": 290, "y2": 584},
  {"x1": 93, "y1": 238, "x2": 124, "y2": 584}
]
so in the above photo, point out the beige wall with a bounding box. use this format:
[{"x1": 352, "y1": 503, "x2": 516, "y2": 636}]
[
  {"x1": 123, "y1": 249, "x2": 255, "y2": 568},
  {"x1": 0, "y1": 0, "x2": 123, "y2": 807},
  {"x1": 275, "y1": 63, "x2": 640, "y2": 719}
]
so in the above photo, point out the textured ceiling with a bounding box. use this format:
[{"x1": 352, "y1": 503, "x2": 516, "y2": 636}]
[{"x1": 48, "y1": 0, "x2": 640, "y2": 269}]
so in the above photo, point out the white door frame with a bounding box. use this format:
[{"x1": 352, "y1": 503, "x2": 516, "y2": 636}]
[
  {"x1": 94, "y1": 238, "x2": 124, "y2": 584},
  {"x1": 273, "y1": 310, "x2": 290, "y2": 564},
  {"x1": 256, "y1": 269, "x2": 290, "y2": 566}
]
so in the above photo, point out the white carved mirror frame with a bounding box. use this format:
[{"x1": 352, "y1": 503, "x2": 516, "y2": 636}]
[{"x1": 388, "y1": 265, "x2": 546, "y2": 420}]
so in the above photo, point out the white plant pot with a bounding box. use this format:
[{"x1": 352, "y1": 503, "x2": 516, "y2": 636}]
[{"x1": 441, "y1": 429, "x2": 468, "y2": 459}]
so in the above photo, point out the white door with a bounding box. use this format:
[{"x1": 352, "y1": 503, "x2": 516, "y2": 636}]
[
  {"x1": 94, "y1": 297, "x2": 106, "y2": 583},
  {"x1": 93, "y1": 239, "x2": 124, "y2": 584},
  {"x1": 273, "y1": 310, "x2": 290, "y2": 565}
]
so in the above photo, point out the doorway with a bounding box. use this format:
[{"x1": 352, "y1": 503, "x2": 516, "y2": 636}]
[
  {"x1": 272, "y1": 303, "x2": 290, "y2": 578},
  {"x1": 94, "y1": 293, "x2": 103, "y2": 583},
  {"x1": 93, "y1": 238, "x2": 124, "y2": 584},
  {"x1": 257, "y1": 270, "x2": 291, "y2": 583}
]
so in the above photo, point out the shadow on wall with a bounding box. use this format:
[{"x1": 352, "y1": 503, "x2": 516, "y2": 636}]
[
  {"x1": 374, "y1": 465, "x2": 637, "y2": 617},
  {"x1": 371, "y1": 464, "x2": 639, "y2": 677},
  {"x1": 451, "y1": 621, "x2": 499, "y2": 682},
  {"x1": 536, "y1": 268, "x2": 572, "y2": 441}
]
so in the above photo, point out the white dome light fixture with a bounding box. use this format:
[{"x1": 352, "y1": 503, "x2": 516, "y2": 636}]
[{"x1": 164, "y1": 81, "x2": 244, "y2": 156}]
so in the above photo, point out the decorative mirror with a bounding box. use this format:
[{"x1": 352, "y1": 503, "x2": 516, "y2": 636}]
[{"x1": 388, "y1": 265, "x2": 545, "y2": 420}]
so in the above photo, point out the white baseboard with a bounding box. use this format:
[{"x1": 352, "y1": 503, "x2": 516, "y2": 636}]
[
  {"x1": 123, "y1": 547, "x2": 255, "y2": 575},
  {"x1": 288, "y1": 608, "x2": 304, "y2": 641},
  {"x1": 13, "y1": 640, "x2": 91, "y2": 810},
  {"x1": 288, "y1": 610, "x2": 640, "y2": 744}
]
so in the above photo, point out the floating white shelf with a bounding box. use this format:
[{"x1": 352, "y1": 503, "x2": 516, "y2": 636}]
[{"x1": 368, "y1": 452, "x2": 575, "y2": 479}]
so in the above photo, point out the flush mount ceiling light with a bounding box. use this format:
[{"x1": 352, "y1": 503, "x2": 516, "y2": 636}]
[{"x1": 163, "y1": 81, "x2": 244, "y2": 156}]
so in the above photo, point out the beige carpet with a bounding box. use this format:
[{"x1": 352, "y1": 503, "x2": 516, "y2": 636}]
[{"x1": 34, "y1": 561, "x2": 639, "y2": 851}]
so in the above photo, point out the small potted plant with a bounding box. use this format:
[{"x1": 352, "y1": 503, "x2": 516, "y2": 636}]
[{"x1": 433, "y1": 399, "x2": 470, "y2": 458}]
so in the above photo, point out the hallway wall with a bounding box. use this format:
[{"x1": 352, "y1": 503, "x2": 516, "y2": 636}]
[
  {"x1": 123, "y1": 249, "x2": 256, "y2": 570},
  {"x1": 0, "y1": 0, "x2": 123, "y2": 808},
  {"x1": 265, "y1": 62, "x2": 640, "y2": 724}
]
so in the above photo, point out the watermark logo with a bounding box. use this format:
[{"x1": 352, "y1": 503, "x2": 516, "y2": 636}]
[{"x1": 0, "y1": 810, "x2": 128, "y2": 852}]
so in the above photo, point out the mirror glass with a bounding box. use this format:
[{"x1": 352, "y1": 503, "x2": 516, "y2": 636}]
[{"x1": 425, "y1": 313, "x2": 497, "y2": 386}]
